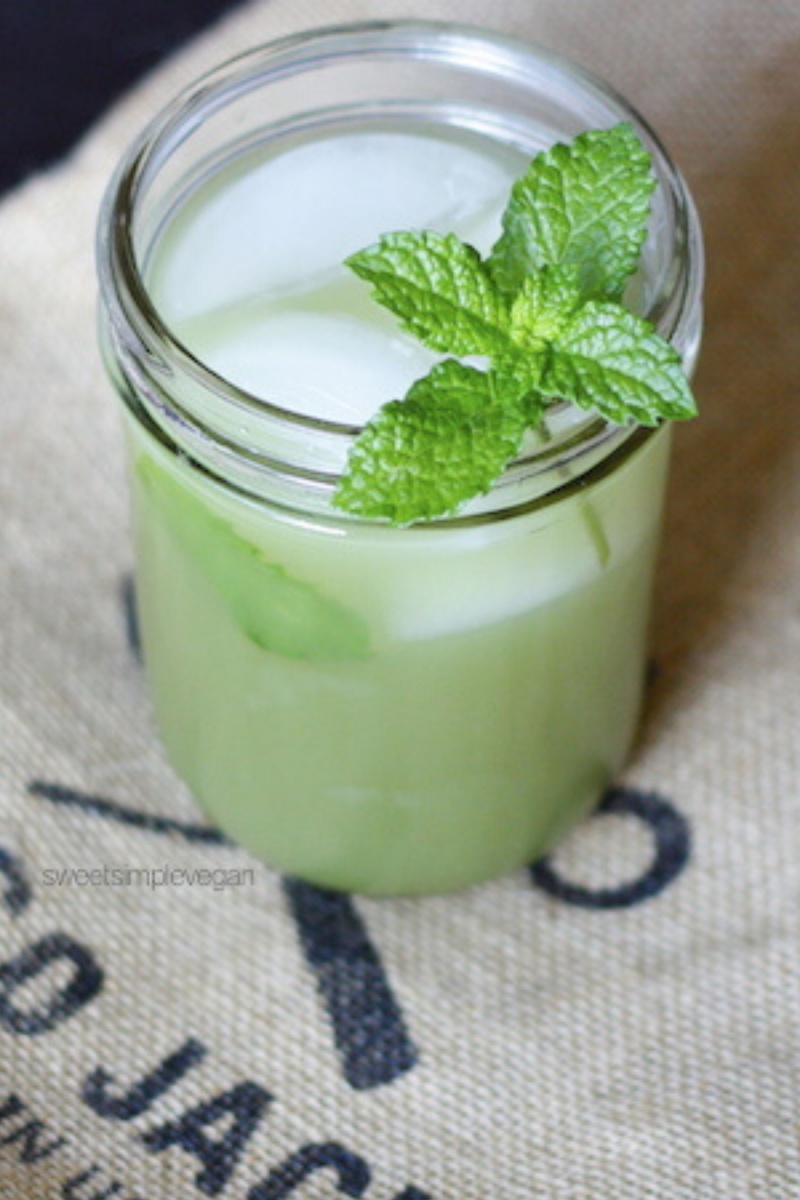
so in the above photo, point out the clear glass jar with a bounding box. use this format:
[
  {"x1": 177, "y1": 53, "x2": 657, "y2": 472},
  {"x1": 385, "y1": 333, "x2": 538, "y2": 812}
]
[{"x1": 96, "y1": 21, "x2": 703, "y2": 895}]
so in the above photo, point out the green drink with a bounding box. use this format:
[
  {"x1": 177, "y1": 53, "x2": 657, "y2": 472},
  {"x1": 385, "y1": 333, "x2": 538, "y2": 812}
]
[{"x1": 98, "y1": 25, "x2": 703, "y2": 894}]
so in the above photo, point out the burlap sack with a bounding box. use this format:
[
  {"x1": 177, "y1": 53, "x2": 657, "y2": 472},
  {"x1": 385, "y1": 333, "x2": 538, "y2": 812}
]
[{"x1": 2, "y1": 1, "x2": 799, "y2": 1196}]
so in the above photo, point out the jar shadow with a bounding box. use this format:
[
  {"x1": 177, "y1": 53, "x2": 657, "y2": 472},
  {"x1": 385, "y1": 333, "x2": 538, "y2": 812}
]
[{"x1": 640, "y1": 97, "x2": 800, "y2": 743}]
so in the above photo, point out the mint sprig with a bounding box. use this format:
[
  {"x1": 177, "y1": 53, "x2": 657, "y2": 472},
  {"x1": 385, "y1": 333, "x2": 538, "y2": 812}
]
[{"x1": 334, "y1": 123, "x2": 696, "y2": 525}]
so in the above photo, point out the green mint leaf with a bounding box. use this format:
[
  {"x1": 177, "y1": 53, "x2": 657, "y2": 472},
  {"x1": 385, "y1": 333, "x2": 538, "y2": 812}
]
[
  {"x1": 486, "y1": 265, "x2": 583, "y2": 410},
  {"x1": 346, "y1": 231, "x2": 512, "y2": 356},
  {"x1": 492, "y1": 352, "x2": 548, "y2": 411},
  {"x1": 543, "y1": 302, "x2": 697, "y2": 426},
  {"x1": 334, "y1": 360, "x2": 527, "y2": 524},
  {"x1": 508, "y1": 263, "x2": 583, "y2": 347},
  {"x1": 488, "y1": 123, "x2": 656, "y2": 301},
  {"x1": 137, "y1": 457, "x2": 370, "y2": 660}
]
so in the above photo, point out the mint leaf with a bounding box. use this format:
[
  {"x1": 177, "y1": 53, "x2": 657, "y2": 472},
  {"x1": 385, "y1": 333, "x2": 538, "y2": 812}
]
[
  {"x1": 333, "y1": 360, "x2": 526, "y2": 524},
  {"x1": 543, "y1": 303, "x2": 696, "y2": 425},
  {"x1": 488, "y1": 123, "x2": 655, "y2": 301},
  {"x1": 346, "y1": 231, "x2": 512, "y2": 356},
  {"x1": 472, "y1": 266, "x2": 582, "y2": 409},
  {"x1": 492, "y1": 352, "x2": 548, "y2": 410},
  {"x1": 508, "y1": 264, "x2": 582, "y2": 347},
  {"x1": 137, "y1": 457, "x2": 369, "y2": 660}
]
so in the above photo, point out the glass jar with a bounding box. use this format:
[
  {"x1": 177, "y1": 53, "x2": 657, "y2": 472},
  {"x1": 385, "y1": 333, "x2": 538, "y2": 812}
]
[{"x1": 96, "y1": 21, "x2": 703, "y2": 895}]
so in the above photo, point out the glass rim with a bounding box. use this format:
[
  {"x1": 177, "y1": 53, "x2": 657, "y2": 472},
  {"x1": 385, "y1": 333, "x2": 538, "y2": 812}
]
[{"x1": 97, "y1": 18, "x2": 704, "y2": 518}]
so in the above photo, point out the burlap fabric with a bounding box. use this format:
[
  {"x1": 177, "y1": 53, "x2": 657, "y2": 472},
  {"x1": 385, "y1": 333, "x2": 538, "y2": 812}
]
[{"x1": 2, "y1": 1, "x2": 799, "y2": 1196}]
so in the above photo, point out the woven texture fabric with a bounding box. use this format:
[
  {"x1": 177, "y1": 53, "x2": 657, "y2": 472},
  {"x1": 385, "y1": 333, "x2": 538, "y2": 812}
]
[{"x1": 2, "y1": 1, "x2": 800, "y2": 1196}]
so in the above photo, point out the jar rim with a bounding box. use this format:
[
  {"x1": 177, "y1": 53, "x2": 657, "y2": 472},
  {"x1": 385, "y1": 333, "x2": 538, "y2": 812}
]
[{"x1": 97, "y1": 19, "x2": 704, "y2": 524}]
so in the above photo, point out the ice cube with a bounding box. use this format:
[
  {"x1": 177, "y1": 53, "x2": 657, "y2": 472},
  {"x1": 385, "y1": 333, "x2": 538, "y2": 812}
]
[
  {"x1": 151, "y1": 131, "x2": 518, "y2": 323},
  {"x1": 194, "y1": 307, "x2": 437, "y2": 425},
  {"x1": 374, "y1": 515, "x2": 603, "y2": 641}
]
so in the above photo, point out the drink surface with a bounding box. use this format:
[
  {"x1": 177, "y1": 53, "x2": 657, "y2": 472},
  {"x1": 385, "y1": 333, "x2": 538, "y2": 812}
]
[{"x1": 128, "y1": 121, "x2": 670, "y2": 894}]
